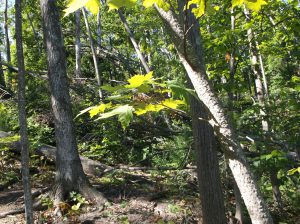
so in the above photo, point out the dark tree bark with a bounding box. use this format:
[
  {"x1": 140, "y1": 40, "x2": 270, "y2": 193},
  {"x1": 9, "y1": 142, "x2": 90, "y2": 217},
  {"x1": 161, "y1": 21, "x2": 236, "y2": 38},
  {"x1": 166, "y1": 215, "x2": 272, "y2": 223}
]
[
  {"x1": 190, "y1": 96, "x2": 227, "y2": 224},
  {"x1": 154, "y1": 4, "x2": 273, "y2": 223},
  {"x1": 180, "y1": 3, "x2": 226, "y2": 222},
  {"x1": 4, "y1": 0, "x2": 12, "y2": 89},
  {"x1": 15, "y1": 0, "x2": 34, "y2": 222},
  {"x1": 40, "y1": 0, "x2": 106, "y2": 207}
]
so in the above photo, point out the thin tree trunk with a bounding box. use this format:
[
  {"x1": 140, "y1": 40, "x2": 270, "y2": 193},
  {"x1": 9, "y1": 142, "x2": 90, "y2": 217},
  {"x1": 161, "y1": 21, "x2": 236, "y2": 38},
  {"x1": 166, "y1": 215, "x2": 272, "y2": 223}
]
[
  {"x1": 118, "y1": 9, "x2": 151, "y2": 73},
  {"x1": 82, "y1": 8, "x2": 103, "y2": 99},
  {"x1": 154, "y1": 4, "x2": 273, "y2": 223},
  {"x1": 228, "y1": 8, "x2": 245, "y2": 222},
  {"x1": 40, "y1": 0, "x2": 106, "y2": 207},
  {"x1": 15, "y1": 0, "x2": 33, "y2": 222},
  {"x1": 4, "y1": 0, "x2": 12, "y2": 89},
  {"x1": 228, "y1": 7, "x2": 236, "y2": 105},
  {"x1": 244, "y1": 8, "x2": 283, "y2": 211},
  {"x1": 97, "y1": 9, "x2": 102, "y2": 49},
  {"x1": 0, "y1": 52, "x2": 6, "y2": 88},
  {"x1": 75, "y1": 10, "x2": 82, "y2": 78},
  {"x1": 244, "y1": 8, "x2": 269, "y2": 132}
]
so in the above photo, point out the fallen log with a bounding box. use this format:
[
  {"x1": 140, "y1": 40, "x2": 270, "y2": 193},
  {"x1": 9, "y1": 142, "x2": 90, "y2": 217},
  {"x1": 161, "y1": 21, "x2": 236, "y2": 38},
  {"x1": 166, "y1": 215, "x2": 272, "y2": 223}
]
[{"x1": 35, "y1": 145, "x2": 113, "y2": 176}]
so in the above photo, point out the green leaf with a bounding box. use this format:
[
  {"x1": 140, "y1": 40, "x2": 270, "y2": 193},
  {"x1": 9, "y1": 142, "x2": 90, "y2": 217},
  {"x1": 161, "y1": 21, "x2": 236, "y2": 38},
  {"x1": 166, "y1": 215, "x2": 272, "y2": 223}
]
[
  {"x1": 64, "y1": 0, "x2": 100, "y2": 17},
  {"x1": 287, "y1": 167, "x2": 300, "y2": 175},
  {"x1": 143, "y1": 0, "x2": 170, "y2": 10},
  {"x1": 101, "y1": 85, "x2": 124, "y2": 92},
  {"x1": 107, "y1": 0, "x2": 137, "y2": 11},
  {"x1": 167, "y1": 84, "x2": 197, "y2": 102},
  {"x1": 189, "y1": 0, "x2": 206, "y2": 18},
  {"x1": 245, "y1": 0, "x2": 267, "y2": 11},
  {"x1": 232, "y1": 0, "x2": 244, "y2": 8},
  {"x1": 231, "y1": 0, "x2": 267, "y2": 11},
  {"x1": 89, "y1": 102, "x2": 112, "y2": 118},
  {"x1": 95, "y1": 105, "x2": 134, "y2": 128},
  {"x1": 71, "y1": 203, "x2": 81, "y2": 211},
  {"x1": 85, "y1": 0, "x2": 100, "y2": 14},
  {"x1": 161, "y1": 99, "x2": 185, "y2": 109},
  {"x1": 135, "y1": 103, "x2": 165, "y2": 115}
]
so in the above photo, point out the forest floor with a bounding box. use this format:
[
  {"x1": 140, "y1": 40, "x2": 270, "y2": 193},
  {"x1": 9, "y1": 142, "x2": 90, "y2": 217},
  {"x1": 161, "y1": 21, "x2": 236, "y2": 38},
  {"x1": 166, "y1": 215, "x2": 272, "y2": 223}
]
[{"x1": 0, "y1": 157, "x2": 202, "y2": 224}]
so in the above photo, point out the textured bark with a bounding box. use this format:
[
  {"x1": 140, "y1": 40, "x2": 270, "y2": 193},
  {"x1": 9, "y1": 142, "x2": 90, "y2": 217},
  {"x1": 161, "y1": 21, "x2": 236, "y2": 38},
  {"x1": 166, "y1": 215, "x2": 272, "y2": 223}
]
[
  {"x1": 0, "y1": 52, "x2": 6, "y2": 88},
  {"x1": 155, "y1": 4, "x2": 273, "y2": 224},
  {"x1": 118, "y1": 9, "x2": 151, "y2": 73},
  {"x1": 40, "y1": 0, "x2": 106, "y2": 205},
  {"x1": 15, "y1": 0, "x2": 34, "y2": 222},
  {"x1": 234, "y1": 180, "x2": 244, "y2": 224},
  {"x1": 82, "y1": 8, "x2": 103, "y2": 99},
  {"x1": 179, "y1": 3, "x2": 226, "y2": 222},
  {"x1": 75, "y1": 10, "x2": 82, "y2": 78},
  {"x1": 190, "y1": 96, "x2": 227, "y2": 223},
  {"x1": 4, "y1": 0, "x2": 12, "y2": 88}
]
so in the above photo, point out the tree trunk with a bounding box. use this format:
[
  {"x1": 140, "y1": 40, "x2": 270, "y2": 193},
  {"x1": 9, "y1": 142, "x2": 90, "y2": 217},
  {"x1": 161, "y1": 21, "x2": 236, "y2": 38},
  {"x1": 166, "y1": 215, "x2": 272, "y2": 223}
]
[
  {"x1": 4, "y1": 0, "x2": 12, "y2": 89},
  {"x1": 0, "y1": 52, "x2": 6, "y2": 88},
  {"x1": 82, "y1": 8, "x2": 103, "y2": 99},
  {"x1": 234, "y1": 180, "x2": 244, "y2": 224},
  {"x1": 228, "y1": 7, "x2": 236, "y2": 105},
  {"x1": 40, "y1": 0, "x2": 106, "y2": 206},
  {"x1": 118, "y1": 9, "x2": 151, "y2": 74},
  {"x1": 245, "y1": 8, "x2": 283, "y2": 211},
  {"x1": 244, "y1": 8, "x2": 269, "y2": 132},
  {"x1": 75, "y1": 10, "x2": 82, "y2": 78},
  {"x1": 179, "y1": 2, "x2": 226, "y2": 222},
  {"x1": 190, "y1": 95, "x2": 227, "y2": 223},
  {"x1": 154, "y1": 4, "x2": 273, "y2": 224},
  {"x1": 97, "y1": 9, "x2": 102, "y2": 49},
  {"x1": 15, "y1": 0, "x2": 34, "y2": 222}
]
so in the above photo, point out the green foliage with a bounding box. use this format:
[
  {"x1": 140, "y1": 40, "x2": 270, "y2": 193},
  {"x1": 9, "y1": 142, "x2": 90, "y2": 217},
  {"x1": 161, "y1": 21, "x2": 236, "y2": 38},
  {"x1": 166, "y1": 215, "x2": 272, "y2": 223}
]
[
  {"x1": 77, "y1": 72, "x2": 188, "y2": 129},
  {"x1": 69, "y1": 191, "x2": 89, "y2": 211}
]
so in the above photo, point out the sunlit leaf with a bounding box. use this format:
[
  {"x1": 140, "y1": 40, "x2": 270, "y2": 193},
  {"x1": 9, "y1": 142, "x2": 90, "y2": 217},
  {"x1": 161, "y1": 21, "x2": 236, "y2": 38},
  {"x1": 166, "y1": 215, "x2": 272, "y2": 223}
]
[
  {"x1": 287, "y1": 167, "x2": 300, "y2": 175},
  {"x1": 89, "y1": 102, "x2": 112, "y2": 118},
  {"x1": 125, "y1": 71, "x2": 153, "y2": 89},
  {"x1": 71, "y1": 203, "x2": 81, "y2": 211},
  {"x1": 64, "y1": 0, "x2": 100, "y2": 17},
  {"x1": 245, "y1": 0, "x2": 267, "y2": 11},
  {"x1": 161, "y1": 99, "x2": 185, "y2": 109},
  {"x1": 107, "y1": 0, "x2": 137, "y2": 11},
  {"x1": 135, "y1": 103, "x2": 164, "y2": 115},
  {"x1": 143, "y1": 0, "x2": 170, "y2": 10},
  {"x1": 85, "y1": 0, "x2": 100, "y2": 14},
  {"x1": 232, "y1": 0, "x2": 244, "y2": 8},
  {"x1": 95, "y1": 105, "x2": 134, "y2": 128},
  {"x1": 188, "y1": 0, "x2": 206, "y2": 18}
]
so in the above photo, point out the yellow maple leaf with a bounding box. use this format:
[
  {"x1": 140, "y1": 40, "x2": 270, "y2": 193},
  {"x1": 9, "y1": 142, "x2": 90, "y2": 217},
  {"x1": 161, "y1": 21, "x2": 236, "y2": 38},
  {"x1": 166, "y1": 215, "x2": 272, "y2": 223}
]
[
  {"x1": 107, "y1": 0, "x2": 137, "y2": 11},
  {"x1": 64, "y1": 0, "x2": 100, "y2": 17},
  {"x1": 125, "y1": 71, "x2": 153, "y2": 89},
  {"x1": 245, "y1": 0, "x2": 267, "y2": 11},
  {"x1": 161, "y1": 99, "x2": 185, "y2": 109},
  {"x1": 89, "y1": 103, "x2": 112, "y2": 118}
]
